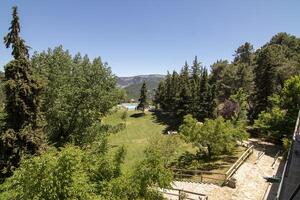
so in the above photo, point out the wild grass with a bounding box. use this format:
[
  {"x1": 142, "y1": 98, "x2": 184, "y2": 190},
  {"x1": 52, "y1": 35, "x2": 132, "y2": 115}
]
[
  {"x1": 103, "y1": 109, "x2": 247, "y2": 180},
  {"x1": 102, "y1": 109, "x2": 194, "y2": 172}
]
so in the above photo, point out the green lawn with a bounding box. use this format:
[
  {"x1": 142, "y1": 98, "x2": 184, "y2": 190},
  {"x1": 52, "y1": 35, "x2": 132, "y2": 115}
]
[
  {"x1": 102, "y1": 109, "x2": 194, "y2": 172},
  {"x1": 103, "y1": 109, "x2": 248, "y2": 182}
]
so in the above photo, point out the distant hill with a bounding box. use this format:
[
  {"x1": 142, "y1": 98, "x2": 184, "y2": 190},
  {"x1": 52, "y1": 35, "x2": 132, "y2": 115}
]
[{"x1": 117, "y1": 74, "x2": 165, "y2": 101}]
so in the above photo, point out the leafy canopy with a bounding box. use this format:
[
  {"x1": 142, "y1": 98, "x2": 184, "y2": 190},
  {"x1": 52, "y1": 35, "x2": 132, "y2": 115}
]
[
  {"x1": 180, "y1": 115, "x2": 248, "y2": 158},
  {"x1": 31, "y1": 47, "x2": 120, "y2": 146}
]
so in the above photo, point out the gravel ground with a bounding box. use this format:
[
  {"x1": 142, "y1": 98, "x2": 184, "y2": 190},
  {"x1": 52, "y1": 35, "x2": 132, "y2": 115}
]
[{"x1": 162, "y1": 140, "x2": 281, "y2": 200}]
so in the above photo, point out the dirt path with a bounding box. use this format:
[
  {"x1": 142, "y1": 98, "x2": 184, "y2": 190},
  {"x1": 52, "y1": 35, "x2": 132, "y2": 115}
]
[{"x1": 163, "y1": 140, "x2": 282, "y2": 200}]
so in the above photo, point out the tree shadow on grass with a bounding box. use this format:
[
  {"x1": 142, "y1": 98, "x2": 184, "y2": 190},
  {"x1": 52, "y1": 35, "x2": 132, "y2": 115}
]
[
  {"x1": 151, "y1": 110, "x2": 181, "y2": 133},
  {"x1": 222, "y1": 155, "x2": 239, "y2": 163},
  {"x1": 130, "y1": 112, "x2": 145, "y2": 118},
  {"x1": 173, "y1": 151, "x2": 198, "y2": 168},
  {"x1": 170, "y1": 150, "x2": 238, "y2": 172}
]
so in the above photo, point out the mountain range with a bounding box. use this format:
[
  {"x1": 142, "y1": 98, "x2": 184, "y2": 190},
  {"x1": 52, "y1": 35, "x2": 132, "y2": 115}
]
[{"x1": 117, "y1": 74, "x2": 165, "y2": 101}]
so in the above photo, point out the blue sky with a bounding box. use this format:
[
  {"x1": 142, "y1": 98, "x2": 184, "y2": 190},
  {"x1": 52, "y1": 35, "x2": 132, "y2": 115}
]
[{"x1": 1, "y1": 0, "x2": 300, "y2": 76}]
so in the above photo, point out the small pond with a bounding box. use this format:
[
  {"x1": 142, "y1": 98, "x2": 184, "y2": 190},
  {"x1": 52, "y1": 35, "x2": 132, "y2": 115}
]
[{"x1": 121, "y1": 103, "x2": 138, "y2": 110}]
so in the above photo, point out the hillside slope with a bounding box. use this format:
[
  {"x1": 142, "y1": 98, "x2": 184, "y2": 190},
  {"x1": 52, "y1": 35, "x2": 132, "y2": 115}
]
[{"x1": 117, "y1": 74, "x2": 165, "y2": 101}]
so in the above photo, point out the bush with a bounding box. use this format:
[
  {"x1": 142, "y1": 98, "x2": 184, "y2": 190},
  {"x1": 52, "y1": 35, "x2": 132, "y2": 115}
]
[
  {"x1": 108, "y1": 123, "x2": 126, "y2": 134},
  {"x1": 147, "y1": 135, "x2": 181, "y2": 165},
  {"x1": 0, "y1": 137, "x2": 172, "y2": 200},
  {"x1": 180, "y1": 115, "x2": 248, "y2": 158},
  {"x1": 282, "y1": 137, "x2": 292, "y2": 159},
  {"x1": 0, "y1": 146, "x2": 99, "y2": 200},
  {"x1": 254, "y1": 107, "x2": 286, "y2": 138}
]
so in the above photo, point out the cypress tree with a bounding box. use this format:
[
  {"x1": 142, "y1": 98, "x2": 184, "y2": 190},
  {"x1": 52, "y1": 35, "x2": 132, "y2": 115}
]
[
  {"x1": 137, "y1": 81, "x2": 148, "y2": 113},
  {"x1": 1, "y1": 7, "x2": 45, "y2": 179}
]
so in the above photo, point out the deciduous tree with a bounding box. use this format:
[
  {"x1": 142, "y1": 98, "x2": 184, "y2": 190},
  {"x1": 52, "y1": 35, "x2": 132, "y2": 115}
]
[
  {"x1": 179, "y1": 115, "x2": 247, "y2": 159},
  {"x1": 31, "y1": 47, "x2": 119, "y2": 147}
]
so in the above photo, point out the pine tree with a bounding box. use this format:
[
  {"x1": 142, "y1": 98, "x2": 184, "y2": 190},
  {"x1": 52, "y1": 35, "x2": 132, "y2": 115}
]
[
  {"x1": 177, "y1": 62, "x2": 191, "y2": 117},
  {"x1": 153, "y1": 81, "x2": 165, "y2": 109},
  {"x1": 169, "y1": 71, "x2": 180, "y2": 115},
  {"x1": 137, "y1": 81, "x2": 148, "y2": 113},
  {"x1": 233, "y1": 42, "x2": 255, "y2": 96},
  {"x1": 252, "y1": 45, "x2": 285, "y2": 119},
  {"x1": 206, "y1": 84, "x2": 216, "y2": 119},
  {"x1": 191, "y1": 56, "x2": 201, "y2": 82},
  {"x1": 190, "y1": 56, "x2": 201, "y2": 117},
  {"x1": 1, "y1": 7, "x2": 45, "y2": 179},
  {"x1": 198, "y1": 68, "x2": 209, "y2": 121},
  {"x1": 209, "y1": 60, "x2": 231, "y2": 101},
  {"x1": 234, "y1": 42, "x2": 254, "y2": 65},
  {"x1": 162, "y1": 72, "x2": 172, "y2": 111}
]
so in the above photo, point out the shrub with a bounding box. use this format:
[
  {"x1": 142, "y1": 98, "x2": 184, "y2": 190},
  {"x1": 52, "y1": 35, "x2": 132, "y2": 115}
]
[
  {"x1": 180, "y1": 115, "x2": 248, "y2": 158},
  {"x1": 0, "y1": 146, "x2": 99, "y2": 200}
]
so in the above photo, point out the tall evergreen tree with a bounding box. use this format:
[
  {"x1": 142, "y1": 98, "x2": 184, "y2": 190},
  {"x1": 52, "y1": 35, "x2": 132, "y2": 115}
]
[
  {"x1": 252, "y1": 45, "x2": 285, "y2": 119},
  {"x1": 190, "y1": 56, "x2": 201, "y2": 117},
  {"x1": 234, "y1": 42, "x2": 254, "y2": 65},
  {"x1": 191, "y1": 56, "x2": 201, "y2": 82},
  {"x1": 209, "y1": 60, "x2": 233, "y2": 101},
  {"x1": 198, "y1": 68, "x2": 209, "y2": 121},
  {"x1": 159, "y1": 72, "x2": 172, "y2": 110},
  {"x1": 137, "y1": 81, "x2": 148, "y2": 113},
  {"x1": 161, "y1": 72, "x2": 172, "y2": 111},
  {"x1": 153, "y1": 81, "x2": 165, "y2": 109},
  {"x1": 206, "y1": 84, "x2": 217, "y2": 119},
  {"x1": 169, "y1": 71, "x2": 180, "y2": 115},
  {"x1": 233, "y1": 42, "x2": 255, "y2": 96},
  {"x1": 177, "y1": 62, "x2": 191, "y2": 117},
  {"x1": 269, "y1": 32, "x2": 300, "y2": 60},
  {"x1": 0, "y1": 7, "x2": 45, "y2": 179}
]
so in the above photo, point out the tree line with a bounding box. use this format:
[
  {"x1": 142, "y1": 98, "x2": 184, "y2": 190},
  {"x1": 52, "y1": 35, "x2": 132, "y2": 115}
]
[
  {"x1": 154, "y1": 33, "x2": 300, "y2": 139},
  {"x1": 154, "y1": 57, "x2": 216, "y2": 121}
]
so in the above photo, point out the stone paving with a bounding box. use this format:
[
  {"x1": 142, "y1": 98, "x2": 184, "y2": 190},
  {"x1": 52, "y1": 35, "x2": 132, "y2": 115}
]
[{"x1": 163, "y1": 140, "x2": 282, "y2": 200}]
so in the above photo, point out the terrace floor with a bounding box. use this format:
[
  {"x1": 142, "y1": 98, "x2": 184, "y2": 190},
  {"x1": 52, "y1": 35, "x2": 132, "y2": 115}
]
[{"x1": 163, "y1": 139, "x2": 282, "y2": 200}]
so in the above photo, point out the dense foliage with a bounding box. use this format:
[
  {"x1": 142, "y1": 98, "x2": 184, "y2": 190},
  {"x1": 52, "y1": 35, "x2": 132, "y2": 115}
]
[
  {"x1": 0, "y1": 7, "x2": 46, "y2": 179},
  {"x1": 137, "y1": 81, "x2": 148, "y2": 112},
  {"x1": 154, "y1": 57, "x2": 216, "y2": 121},
  {"x1": 0, "y1": 7, "x2": 173, "y2": 199},
  {"x1": 179, "y1": 115, "x2": 248, "y2": 158},
  {"x1": 255, "y1": 75, "x2": 300, "y2": 139},
  {"x1": 31, "y1": 47, "x2": 120, "y2": 146},
  {"x1": 1, "y1": 5, "x2": 300, "y2": 199},
  {"x1": 0, "y1": 139, "x2": 172, "y2": 200},
  {"x1": 155, "y1": 33, "x2": 300, "y2": 140}
]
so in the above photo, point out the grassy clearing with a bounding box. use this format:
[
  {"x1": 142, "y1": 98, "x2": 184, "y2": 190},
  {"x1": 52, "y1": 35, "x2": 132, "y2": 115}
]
[
  {"x1": 103, "y1": 109, "x2": 248, "y2": 182},
  {"x1": 102, "y1": 109, "x2": 194, "y2": 172}
]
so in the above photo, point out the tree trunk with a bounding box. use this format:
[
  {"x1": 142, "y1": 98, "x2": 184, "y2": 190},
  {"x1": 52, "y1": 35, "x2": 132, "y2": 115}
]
[{"x1": 207, "y1": 145, "x2": 212, "y2": 159}]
